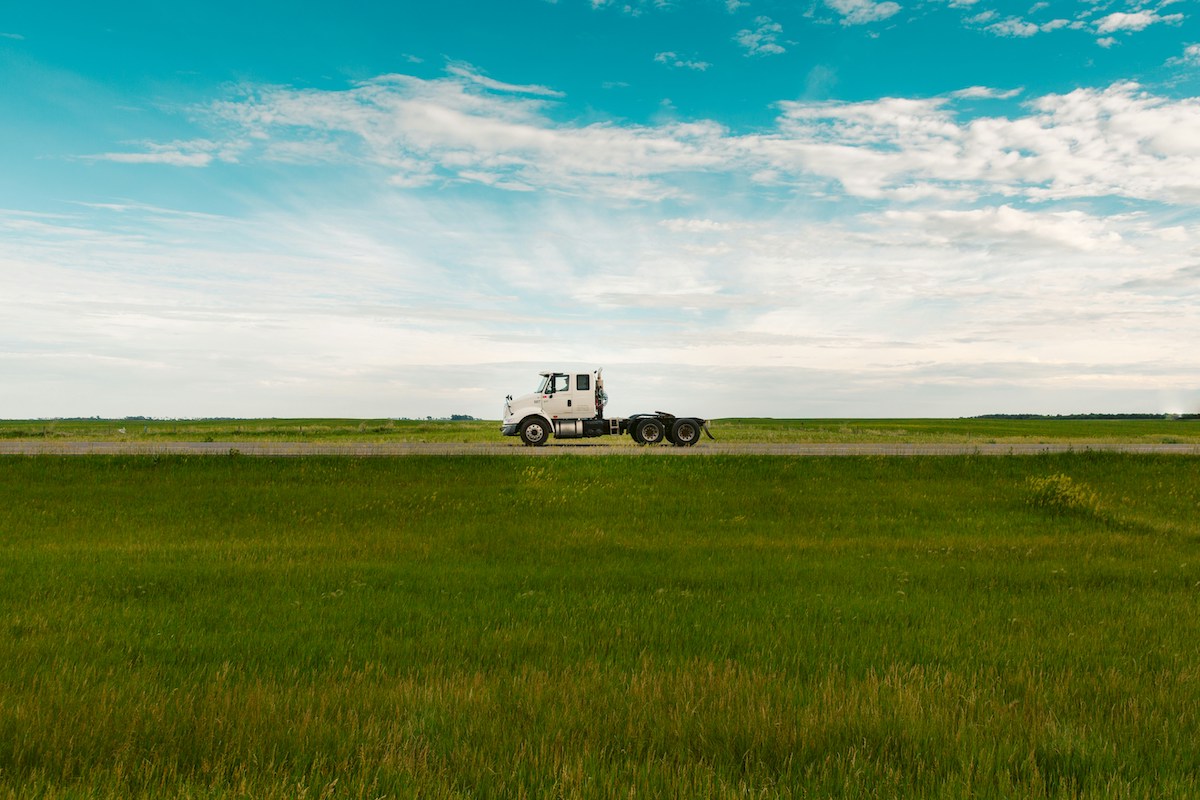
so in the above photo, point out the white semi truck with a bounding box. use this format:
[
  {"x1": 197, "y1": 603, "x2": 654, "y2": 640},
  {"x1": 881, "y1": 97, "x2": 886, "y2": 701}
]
[{"x1": 501, "y1": 369, "x2": 711, "y2": 447}]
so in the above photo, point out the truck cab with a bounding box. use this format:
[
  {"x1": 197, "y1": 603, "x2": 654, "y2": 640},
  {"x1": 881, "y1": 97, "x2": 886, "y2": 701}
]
[
  {"x1": 501, "y1": 370, "x2": 609, "y2": 445},
  {"x1": 535, "y1": 371, "x2": 600, "y2": 421}
]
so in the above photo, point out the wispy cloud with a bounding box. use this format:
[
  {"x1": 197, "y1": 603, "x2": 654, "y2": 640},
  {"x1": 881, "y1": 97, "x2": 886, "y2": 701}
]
[
  {"x1": 659, "y1": 217, "x2": 747, "y2": 232},
  {"x1": 62, "y1": 70, "x2": 1200, "y2": 415},
  {"x1": 584, "y1": 0, "x2": 677, "y2": 13},
  {"x1": 445, "y1": 62, "x2": 566, "y2": 97},
  {"x1": 83, "y1": 70, "x2": 1200, "y2": 210},
  {"x1": 0, "y1": 32, "x2": 24, "y2": 40},
  {"x1": 11, "y1": 3, "x2": 1200, "y2": 419},
  {"x1": 770, "y1": 83, "x2": 1200, "y2": 204},
  {"x1": 735, "y1": 16, "x2": 785, "y2": 55},
  {"x1": 6, "y1": 153, "x2": 1198, "y2": 417},
  {"x1": 569, "y1": 0, "x2": 1183, "y2": 50},
  {"x1": 84, "y1": 139, "x2": 243, "y2": 167},
  {"x1": 654, "y1": 51, "x2": 711, "y2": 70},
  {"x1": 983, "y1": 15, "x2": 1070, "y2": 37},
  {"x1": 825, "y1": 0, "x2": 902, "y2": 26},
  {"x1": 879, "y1": 205, "x2": 1125, "y2": 253},
  {"x1": 985, "y1": 17, "x2": 1039, "y2": 37},
  {"x1": 193, "y1": 71, "x2": 728, "y2": 199},
  {"x1": 1094, "y1": 9, "x2": 1184, "y2": 34},
  {"x1": 1168, "y1": 43, "x2": 1200, "y2": 66},
  {"x1": 961, "y1": 2, "x2": 1183, "y2": 42},
  {"x1": 950, "y1": 86, "x2": 1022, "y2": 99}
]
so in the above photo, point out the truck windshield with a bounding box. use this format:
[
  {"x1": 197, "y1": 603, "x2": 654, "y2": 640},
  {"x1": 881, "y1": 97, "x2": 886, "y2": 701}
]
[{"x1": 537, "y1": 375, "x2": 551, "y2": 393}]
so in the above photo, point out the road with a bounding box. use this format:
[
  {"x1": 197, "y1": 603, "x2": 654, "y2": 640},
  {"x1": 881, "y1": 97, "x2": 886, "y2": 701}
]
[{"x1": 3, "y1": 441, "x2": 1199, "y2": 456}]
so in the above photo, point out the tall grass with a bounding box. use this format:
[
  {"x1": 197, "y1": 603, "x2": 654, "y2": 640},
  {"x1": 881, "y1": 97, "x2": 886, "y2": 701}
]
[{"x1": 1, "y1": 454, "x2": 1198, "y2": 797}]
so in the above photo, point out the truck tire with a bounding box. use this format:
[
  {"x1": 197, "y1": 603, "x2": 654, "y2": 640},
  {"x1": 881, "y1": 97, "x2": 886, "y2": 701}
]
[
  {"x1": 671, "y1": 418, "x2": 700, "y2": 447},
  {"x1": 636, "y1": 418, "x2": 664, "y2": 445},
  {"x1": 519, "y1": 417, "x2": 552, "y2": 447}
]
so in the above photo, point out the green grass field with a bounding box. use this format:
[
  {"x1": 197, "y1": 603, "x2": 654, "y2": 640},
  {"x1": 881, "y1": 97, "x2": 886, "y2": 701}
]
[
  {"x1": 2, "y1": 453, "x2": 1199, "y2": 797},
  {"x1": 2, "y1": 416, "x2": 1199, "y2": 444}
]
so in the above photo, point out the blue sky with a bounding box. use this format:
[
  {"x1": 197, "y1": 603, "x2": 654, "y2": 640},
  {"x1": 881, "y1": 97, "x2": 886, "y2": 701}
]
[{"x1": 3, "y1": 0, "x2": 1199, "y2": 419}]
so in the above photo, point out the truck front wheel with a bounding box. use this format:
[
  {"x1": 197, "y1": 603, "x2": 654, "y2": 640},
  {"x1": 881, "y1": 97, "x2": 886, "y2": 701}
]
[
  {"x1": 636, "y1": 418, "x2": 665, "y2": 445},
  {"x1": 519, "y1": 417, "x2": 552, "y2": 446}
]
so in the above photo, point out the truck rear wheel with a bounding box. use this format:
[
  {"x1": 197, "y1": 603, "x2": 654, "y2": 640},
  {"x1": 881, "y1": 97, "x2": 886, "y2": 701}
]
[
  {"x1": 636, "y1": 418, "x2": 664, "y2": 445},
  {"x1": 671, "y1": 418, "x2": 700, "y2": 446},
  {"x1": 519, "y1": 417, "x2": 552, "y2": 447}
]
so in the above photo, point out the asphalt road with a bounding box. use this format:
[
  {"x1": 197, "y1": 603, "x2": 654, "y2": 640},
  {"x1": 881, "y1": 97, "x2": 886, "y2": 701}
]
[{"x1": 3, "y1": 441, "x2": 1199, "y2": 456}]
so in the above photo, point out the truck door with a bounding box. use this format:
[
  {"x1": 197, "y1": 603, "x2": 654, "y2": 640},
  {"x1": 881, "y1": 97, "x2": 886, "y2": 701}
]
[
  {"x1": 540, "y1": 373, "x2": 572, "y2": 419},
  {"x1": 542, "y1": 373, "x2": 591, "y2": 420}
]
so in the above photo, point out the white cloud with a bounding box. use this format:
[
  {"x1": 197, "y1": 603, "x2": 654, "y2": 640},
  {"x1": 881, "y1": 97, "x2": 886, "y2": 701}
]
[
  {"x1": 1095, "y1": 10, "x2": 1184, "y2": 34},
  {"x1": 770, "y1": 83, "x2": 1200, "y2": 204},
  {"x1": 5, "y1": 170, "x2": 1199, "y2": 418},
  {"x1": 963, "y1": 2, "x2": 1177, "y2": 41},
  {"x1": 85, "y1": 139, "x2": 243, "y2": 167},
  {"x1": 262, "y1": 139, "x2": 347, "y2": 164},
  {"x1": 987, "y1": 17, "x2": 1039, "y2": 37},
  {"x1": 197, "y1": 71, "x2": 730, "y2": 200},
  {"x1": 979, "y1": 14, "x2": 1071, "y2": 38},
  {"x1": 90, "y1": 74, "x2": 1200, "y2": 213},
  {"x1": 654, "y1": 51, "x2": 712, "y2": 70},
  {"x1": 735, "y1": 16, "x2": 785, "y2": 55},
  {"x1": 825, "y1": 0, "x2": 902, "y2": 25},
  {"x1": 74, "y1": 61, "x2": 1200, "y2": 230},
  {"x1": 95, "y1": 151, "x2": 214, "y2": 167},
  {"x1": 1169, "y1": 43, "x2": 1200, "y2": 65},
  {"x1": 660, "y1": 218, "x2": 745, "y2": 232},
  {"x1": 1, "y1": 32, "x2": 25, "y2": 40},
  {"x1": 951, "y1": 86, "x2": 1022, "y2": 99},
  {"x1": 879, "y1": 205, "x2": 1125, "y2": 252},
  {"x1": 583, "y1": 0, "x2": 682, "y2": 13},
  {"x1": 445, "y1": 62, "x2": 566, "y2": 97}
]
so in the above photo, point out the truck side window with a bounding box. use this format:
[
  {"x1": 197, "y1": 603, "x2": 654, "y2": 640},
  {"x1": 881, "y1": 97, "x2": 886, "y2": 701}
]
[
  {"x1": 553, "y1": 374, "x2": 569, "y2": 393},
  {"x1": 576, "y1": 374, "x2": 589, "y2": 392}
]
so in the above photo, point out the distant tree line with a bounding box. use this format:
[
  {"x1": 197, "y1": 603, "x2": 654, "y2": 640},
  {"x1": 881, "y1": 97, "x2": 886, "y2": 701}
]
[
  {"x1": 52, "y1": 415, "x2": 482, "y2": 422},
  {"x1": 975, "y1": 413, "x2": 1199, "y2": 420}
]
